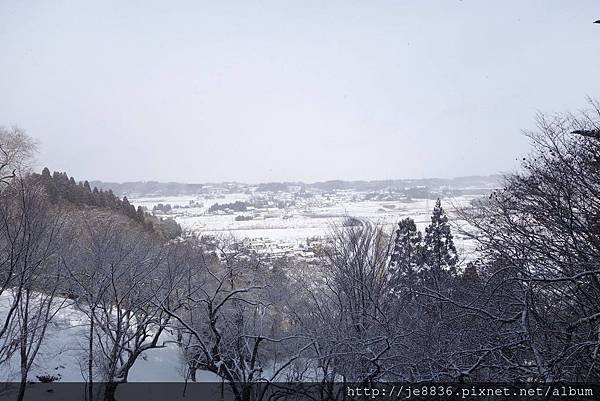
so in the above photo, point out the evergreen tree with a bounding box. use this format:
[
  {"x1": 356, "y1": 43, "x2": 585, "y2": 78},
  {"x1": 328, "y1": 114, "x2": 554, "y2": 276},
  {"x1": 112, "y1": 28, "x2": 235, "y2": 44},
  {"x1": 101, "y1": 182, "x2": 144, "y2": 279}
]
[
  {"x1": 68, "y1": 176, "x2": 81, "y2": 204},
  {"x1": 414, "y1": 199, "x2": 458, "y2": 344},
  {"x1": 40, "y1": 168, "x2": 58, "y2": 201},
  {"x1": 122, "y1": 195, "x2": 131, "y2": 210},
  {"x1": 390, "y1": 217, "x2": 423, "y2": 291},
  {"x1": 52, "y1": 171, "x2": 68, "y2": 196},
  {"x1": 107, "y1": 190, "x2": 117, "y2": 208},
  {"x1": 82, "y1": 180, "x2": 94, "y2": 205},
  {"x1": 423, "y1": 198, "x2": 458, "y2": 276},
  {"x1": 136, "y1": 206, "x2": 145, "y2": 223},
  {"x1": 122, "y1": 196, "x2": 136, "y2": 219},
  {"x1": 92, "y1": 187, "x2": 103, "y2": 207}
]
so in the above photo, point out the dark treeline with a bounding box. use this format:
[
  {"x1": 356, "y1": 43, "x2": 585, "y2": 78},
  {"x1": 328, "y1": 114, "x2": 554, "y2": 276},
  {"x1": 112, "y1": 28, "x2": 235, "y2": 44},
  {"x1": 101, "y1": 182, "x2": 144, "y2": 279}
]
[
  {"x1": 37, "y1": 168, "x2": 143, "y2": 221},
  {"x1": 208, "y1": 200, "x2": 250, "y2": 213},
  {"x1": 31, "y1": 167, "x2": 182, "y2": 240},
  {"x1": 1, "y1": 101, "x2": 600, "y2": 401}
]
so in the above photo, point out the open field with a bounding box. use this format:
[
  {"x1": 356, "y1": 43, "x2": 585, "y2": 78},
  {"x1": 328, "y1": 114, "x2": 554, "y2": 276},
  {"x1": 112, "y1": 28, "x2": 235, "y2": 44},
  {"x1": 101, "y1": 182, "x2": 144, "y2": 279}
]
[{"x1": 130, "y1": 188, "x2": 486, "y2": 260}]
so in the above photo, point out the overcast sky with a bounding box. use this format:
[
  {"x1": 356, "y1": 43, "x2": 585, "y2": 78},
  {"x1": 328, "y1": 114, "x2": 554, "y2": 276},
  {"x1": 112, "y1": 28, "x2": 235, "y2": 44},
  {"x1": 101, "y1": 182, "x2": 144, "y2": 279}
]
[{"x1": 1, "y1": 1, "x2": 599, "y2": 183}]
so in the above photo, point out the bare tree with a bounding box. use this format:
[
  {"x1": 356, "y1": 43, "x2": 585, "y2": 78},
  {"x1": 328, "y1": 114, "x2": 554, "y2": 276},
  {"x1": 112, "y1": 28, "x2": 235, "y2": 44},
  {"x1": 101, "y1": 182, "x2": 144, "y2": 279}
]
[
  {"x1": 63, "y1": 213, "x2": 173, "y2": 401},
  {"x1": 293, "y1": 220, "x2": 410, "y2": 386},
  {"x1": 455, "y1": 101, "x2": 600, "y2": 381},
  {"x1": 0, "y1": 127, "x2": 40, "y2": 364},
  {"x1": 162, "y1": 237, "x2": 313, "y2": 401},
  {"x1": 62, "y1": 211, "x2": 118, "y2": 401},
  {"x1": 0, "y1": 127, "x2": 37, "y2": 188},
  {"x1": 0, "y1": 180, "x2": 68, "y2": 401}
]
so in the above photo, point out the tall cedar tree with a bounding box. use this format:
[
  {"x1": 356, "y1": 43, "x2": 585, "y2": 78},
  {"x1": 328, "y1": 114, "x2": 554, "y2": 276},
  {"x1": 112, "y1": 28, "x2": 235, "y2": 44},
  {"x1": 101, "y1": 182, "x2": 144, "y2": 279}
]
[
  {"x1": 390, "y1": 217, "x2": 422, "y2": 292},
  {"x1": 423, "y1": 198, "x2": 458, "y2": 276}
]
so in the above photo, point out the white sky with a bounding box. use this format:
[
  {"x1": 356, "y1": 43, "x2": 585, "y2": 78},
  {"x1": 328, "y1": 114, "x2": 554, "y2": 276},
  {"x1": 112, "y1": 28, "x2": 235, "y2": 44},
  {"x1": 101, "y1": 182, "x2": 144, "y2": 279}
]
[{"x1": 1, "y1": 1, "x2": 599, "y2": 183}]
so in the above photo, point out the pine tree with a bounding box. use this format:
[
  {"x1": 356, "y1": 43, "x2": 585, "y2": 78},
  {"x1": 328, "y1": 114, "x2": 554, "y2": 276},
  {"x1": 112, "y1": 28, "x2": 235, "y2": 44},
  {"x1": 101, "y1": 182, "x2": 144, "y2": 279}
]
[
  {"x1": 82, "y1": 180, "x2": 94, "y2": 205},
  {"x1": 92, "y1": 187, "x2": 103, "y2": 206},
  {"x1": 107, "y1": 190, "x2": 117, "y2": 208},
  {"x1": 122, "y1": 196, "x2": 135, "y2": 218},
  {"x1": 390, "y1": 217, "x2": 423, "y2": 292},
  {"x1": 418, "y1": 199, "x2": 458, "y2": 338},
  {"x1": 40, "y1": 168, "x2": 58, "y2": 201},
  {"x1": 68, "y1": 176, "x2": 81, "y2": 204},
  {"x1": 136, "y1": 206, "x2": 145, "y2": 223},
  {"x1": 122, "y1": 196, "x2": 139, "y2": 220},
  {"x1": 423, "y1": 198, "x2": 458, "y2": 276}
]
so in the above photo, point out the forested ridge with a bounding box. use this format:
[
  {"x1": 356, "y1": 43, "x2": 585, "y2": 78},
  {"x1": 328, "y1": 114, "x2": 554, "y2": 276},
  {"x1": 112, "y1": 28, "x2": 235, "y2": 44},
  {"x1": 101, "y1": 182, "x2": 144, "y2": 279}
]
[
  {"x1": 1, "y1": 101, "x2": 600, "y2": 401},
  {"x1": 30, "y1": 167, "x2": 182, "y2": 240}
]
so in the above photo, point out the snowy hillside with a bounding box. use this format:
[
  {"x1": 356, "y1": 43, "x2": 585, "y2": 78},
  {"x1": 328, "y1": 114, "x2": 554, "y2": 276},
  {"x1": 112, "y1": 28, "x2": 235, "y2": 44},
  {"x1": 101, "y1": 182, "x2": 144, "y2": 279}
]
[{"x1": 0, "y1": 293, "x2": 216, "y2": 383}]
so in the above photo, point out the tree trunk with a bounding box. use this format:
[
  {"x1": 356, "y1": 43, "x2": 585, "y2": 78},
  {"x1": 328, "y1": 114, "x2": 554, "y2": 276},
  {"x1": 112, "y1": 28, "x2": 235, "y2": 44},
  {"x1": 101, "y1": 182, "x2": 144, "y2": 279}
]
[
  {"x1": 88, "y1": 315, "x2": 94, "y2": 401},
  {"x1": 102, "y1": 382, "x2": 119, "y2": 401},
  {"x1": 241, "y1": 383, "x2": 252, "y2": 401},
  {"x1": 16, "y1": 294, "x2": 29, "y2": 401},
  {"x1": 15, "y1": 374, "x2": 27, "y2": 401}
]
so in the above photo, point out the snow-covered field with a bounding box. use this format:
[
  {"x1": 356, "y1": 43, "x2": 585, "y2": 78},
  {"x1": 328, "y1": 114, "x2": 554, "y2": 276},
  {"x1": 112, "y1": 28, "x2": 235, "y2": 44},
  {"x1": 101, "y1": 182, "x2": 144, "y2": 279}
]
[{"x1": 131, "y1": 190, "x2": 481, "y2": 259}]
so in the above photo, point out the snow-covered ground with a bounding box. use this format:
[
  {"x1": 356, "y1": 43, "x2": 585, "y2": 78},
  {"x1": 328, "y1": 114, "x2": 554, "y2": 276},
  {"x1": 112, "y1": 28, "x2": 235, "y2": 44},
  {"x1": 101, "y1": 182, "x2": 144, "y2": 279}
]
[
  {"x1": 131, "y1": 190, "x2": 481, "y2": 260},
  {"x1": 0, "y1": 293, "x2": 216, "y2": 383}
]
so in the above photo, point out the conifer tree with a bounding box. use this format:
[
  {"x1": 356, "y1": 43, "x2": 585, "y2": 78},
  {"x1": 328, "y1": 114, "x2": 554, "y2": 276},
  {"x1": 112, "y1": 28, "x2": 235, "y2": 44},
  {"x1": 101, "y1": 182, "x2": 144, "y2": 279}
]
[
  {"x1": 122, "y1": 196, "x2": 135, "y2": 218},
  {"x1": 107, "y1": 190, "x2": 117, "y2": 208},
  {"x1": 390, "y1": 217, "x2": 423, "y2": 291},
  {"x1": 40, "y1": 168, "x2": 58, "y2": 201},
  {"x1": 416, "y1": 199, "x2": 458, "y2": 345},
  {"x1": 92, "y1": 187, "x2": 103, "y2": 206},
  {"x1": 81, "y1": 180, "x2": 94, "y2": 205},
  {"x1": 423, "y1": 198, "x2": 458, "y2": 276},
  {"x1": 136, "y1": 206, "x2": 145, "y2": 223}
]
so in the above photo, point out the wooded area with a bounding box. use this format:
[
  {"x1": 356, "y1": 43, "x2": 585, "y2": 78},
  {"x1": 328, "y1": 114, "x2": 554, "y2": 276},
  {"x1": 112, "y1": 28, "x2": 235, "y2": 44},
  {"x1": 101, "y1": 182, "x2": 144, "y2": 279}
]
[{"x1": 1, "y1": 102, "x2": 600, "y2": 401}]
